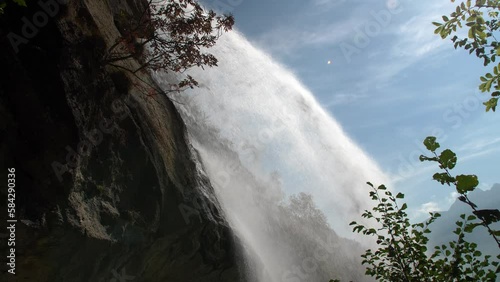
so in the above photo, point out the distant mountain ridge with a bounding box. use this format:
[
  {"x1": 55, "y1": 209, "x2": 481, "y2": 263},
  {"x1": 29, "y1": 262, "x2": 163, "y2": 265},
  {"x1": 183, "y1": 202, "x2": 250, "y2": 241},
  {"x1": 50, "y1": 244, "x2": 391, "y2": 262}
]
[{"x1": 428, "y1": 183, "x2": 500, "y2": 257}]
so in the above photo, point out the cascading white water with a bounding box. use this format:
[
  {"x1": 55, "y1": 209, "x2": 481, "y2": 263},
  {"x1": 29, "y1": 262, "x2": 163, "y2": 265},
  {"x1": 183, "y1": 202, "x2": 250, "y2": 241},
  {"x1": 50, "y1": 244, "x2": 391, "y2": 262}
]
[{"x1": 153, "y1": 30, "x2": 388, "y2": 282}]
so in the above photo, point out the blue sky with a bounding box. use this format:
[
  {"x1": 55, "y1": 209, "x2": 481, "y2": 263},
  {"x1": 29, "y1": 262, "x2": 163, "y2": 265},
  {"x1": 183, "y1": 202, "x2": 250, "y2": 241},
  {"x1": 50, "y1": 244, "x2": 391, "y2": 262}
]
[{"x1": 201, "y1": 0, "x2": 500, "y2": 220}]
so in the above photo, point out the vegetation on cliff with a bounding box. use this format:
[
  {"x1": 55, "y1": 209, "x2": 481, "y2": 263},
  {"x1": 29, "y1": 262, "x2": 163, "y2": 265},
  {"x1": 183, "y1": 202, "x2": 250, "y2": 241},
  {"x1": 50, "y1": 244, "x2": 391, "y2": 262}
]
[{"x1": 104, "y1": 0, "x2": 234, "y2": 94}]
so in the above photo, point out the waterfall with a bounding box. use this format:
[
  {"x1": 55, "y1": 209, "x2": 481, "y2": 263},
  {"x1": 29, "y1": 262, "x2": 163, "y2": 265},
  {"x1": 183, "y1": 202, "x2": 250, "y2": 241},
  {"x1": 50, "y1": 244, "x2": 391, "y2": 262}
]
[{"x1": 153, "y1": 30, "x2": 388, "y2": 282}]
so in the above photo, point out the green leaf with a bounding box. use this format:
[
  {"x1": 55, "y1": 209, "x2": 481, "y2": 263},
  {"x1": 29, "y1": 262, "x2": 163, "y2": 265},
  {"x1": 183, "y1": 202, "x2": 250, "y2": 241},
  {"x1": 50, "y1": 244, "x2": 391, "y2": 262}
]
[
  {"x1": 439, "y1": 149, "x2": 457, "y2": 169},
  {"x1": 12, "y1": 0, "x2": 27, "y2": 7},
  {"x1": 395, "y1": 192, "x2": 404, "y2": 199},
  {"x1": 353, "y1": 225, "x2": 364, "y2": 233},
  {"x1": 419, "y1": 155, "x2": 438, "y2": 162},
  {"x1": 473, "y1": 209, "x2": 500, "y2": 225},
  {"x1": 468, "y1": 27, "x2": 475, "y2": 39},
  {"x1": 423, "y1": 136, "x2": 440, "y2": 152},
  {"x1": 456, "y1": 174, "x2": 479, "y2": 193},
  {"x1": 484, "y1": 97, "x2": 498, "y2": 112},
  {"x1": 467, "y1": 215, "x2": 476, "y2": 221},
  {"x1": 433, "y1": 172, "x2": 455, "y2": 185},
  {"x1": 465, "y1": 222, "x2": 481, "y2": 233}
]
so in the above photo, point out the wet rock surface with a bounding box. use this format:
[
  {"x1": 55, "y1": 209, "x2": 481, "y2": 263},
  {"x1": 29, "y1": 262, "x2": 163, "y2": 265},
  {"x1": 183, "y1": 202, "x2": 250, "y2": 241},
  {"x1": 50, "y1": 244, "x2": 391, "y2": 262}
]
[{"x1": 0, "y1": 1, "x2": 242, "y2": 281}]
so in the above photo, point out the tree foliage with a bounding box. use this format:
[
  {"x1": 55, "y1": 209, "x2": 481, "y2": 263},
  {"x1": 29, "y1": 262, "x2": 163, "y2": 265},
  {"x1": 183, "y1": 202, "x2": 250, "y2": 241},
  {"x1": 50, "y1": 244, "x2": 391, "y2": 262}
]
[
  {"x1": 0, "y1": 0, "x2": 27, "y2": 15},
  {"x1": 420, "y1": 136, "x2": 500, "y2": 248},
  {"x1": 288, "y1": 192, "x2": 330, "y2": 228},
  {"x1": 104, "y1": 0, "x2": 234, "y2": 93},
  {"x1": 433, "y1": 0, "x2": 500, "y2": 111},
  {"x1": 332, "y1": 185, "x2": 499, "y2": 282},
  {"x1": 332, "y1": 138, "x2": 500, "y2": 282},
  {"x1": 332, "y1": 2, "x2": 500, "y2": 281}
]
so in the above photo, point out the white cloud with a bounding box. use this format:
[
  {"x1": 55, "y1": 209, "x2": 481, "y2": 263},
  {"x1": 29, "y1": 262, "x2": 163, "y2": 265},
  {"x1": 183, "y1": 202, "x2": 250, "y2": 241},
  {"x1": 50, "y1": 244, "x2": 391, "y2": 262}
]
[
  {"x1": 392, "y1": 14, "x2": 448, "y2": 59},
  {"x1": 418, "y1": 201, "x2": 440, "y2": 215},
  {"x1": 312, "y1": 0, "x2": 345, "y2": 8},
  {"x1": 412, "y1": 191, "x2": 460, "y2": 219},
  {"x1": 253, "y1": 16, "x2": 362, "y2": 57},
  {"x1": 390, "y1": 162, "x2": 435, "y2": 184},
  {"x1": 461, "y1": 146, "x2": 500, "y2": 162},
  {"x1": 358, "y1": 1, "x2": 458, "y2": 86},
  {"x1": 323, "y1": 93, "x2": 369, "y2": 107},
  {"x1": 446, "y1": 191, "x2": 460, "y2": 205},
  {"x1": 458, "y1": 137, "x2": 500, "y2": 152}
]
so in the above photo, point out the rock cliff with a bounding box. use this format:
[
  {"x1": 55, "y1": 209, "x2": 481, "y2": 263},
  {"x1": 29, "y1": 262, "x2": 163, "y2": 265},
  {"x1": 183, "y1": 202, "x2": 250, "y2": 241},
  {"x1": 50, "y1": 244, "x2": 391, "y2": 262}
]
[{"x1": 0, "y1": 0, "x2": 243, "y2": 281}]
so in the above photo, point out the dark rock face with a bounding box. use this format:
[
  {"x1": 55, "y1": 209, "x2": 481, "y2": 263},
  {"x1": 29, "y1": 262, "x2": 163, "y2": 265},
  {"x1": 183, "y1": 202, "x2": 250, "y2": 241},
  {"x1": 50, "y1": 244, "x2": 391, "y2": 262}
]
[{"x1": 0, "y1": 1, "x2": 242, "y2": 281}]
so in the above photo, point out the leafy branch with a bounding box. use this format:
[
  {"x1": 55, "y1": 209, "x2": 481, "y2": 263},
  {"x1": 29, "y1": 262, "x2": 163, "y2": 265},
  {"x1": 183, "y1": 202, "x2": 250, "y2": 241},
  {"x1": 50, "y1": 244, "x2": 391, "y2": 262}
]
[
  {"x1": 433, "y1": 0, "x2": 500, "y2": 111},
  {"x1": 420, "y1": 136, "x2": 500, "y2": 249},
  {"x1": 332, "y1": 182, "x2": 499, "y2": 282},
  {"x1": 103, "y1": 0, "x2": 234, "y2": 93}
]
